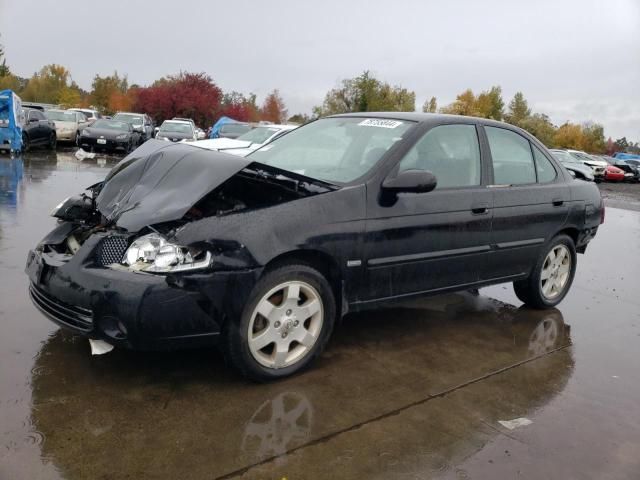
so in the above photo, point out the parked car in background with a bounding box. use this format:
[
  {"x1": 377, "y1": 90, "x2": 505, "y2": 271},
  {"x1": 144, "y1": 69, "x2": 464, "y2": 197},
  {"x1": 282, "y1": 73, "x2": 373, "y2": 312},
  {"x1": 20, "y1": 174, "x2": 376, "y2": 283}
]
[
  {"x1": 604, "y1": 164, "x2": 625, "y2": 182},
  {"x1": 112, "y1": 112, "x2": 154, "y2": 143},
  {"x1": 193, "y1": 124, "x2": 297, "y2": 156},
  {"x1": 219, "y1": 122, "x2": 252, "y2": 139},
  {"x1": 566, "y1": 149, "x2": 607, "y2": 180},
  {"x1": 21, "y1": 107, "x2": 57, "y2": 151},
  {"x1": 549, "y1": 149, "x2": 595, "y2": 181},
  {"x1": 44, "y1": 109, "x2": 90, "y2": 145},
  {"x1": 169, "y1": 117, "x2": 206, "y2": 140},
  {"x1": 155, "y1": 120, "x2": 198, "y2": 142},
  {"x1": 79, "y1": 119, "x2": 138, "y2": 153},
  {"x1": 26, "y1": 113, "x2": 604, "y2": 380},
  {"x1": 22, "y1": 102, "x2": 58, "y2": 112},
  {"x1": 69, "y1": 108, "x2": 102, "y2": 123},
  {"x1": 597, "y1": 155, "x2": 640, "y2": 182}
]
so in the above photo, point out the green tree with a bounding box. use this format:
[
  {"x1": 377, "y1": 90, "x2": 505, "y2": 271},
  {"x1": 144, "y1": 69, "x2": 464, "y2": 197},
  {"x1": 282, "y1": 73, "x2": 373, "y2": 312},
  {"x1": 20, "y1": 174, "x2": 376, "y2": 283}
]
[
  {"x1": 614, "y1": 137, "x2": 629, "y2": 152},
  {"x1": 313, "y1": 71, "x2": 416, "y2": 117},
  {"x1": 20, "y1": 64, "x2": 73, "y2": 103},
  {"x1": 475, "y1": 86, "x2": 504, "y2": 120},
  {"x1": 519, "y1": 113, "x2": 557, "y2": 147},
  {"x1": 288, "y1": 113, "x2": 311, "y2": 124},
  {"x1": 440, "y1": 89, "x2": 478, "y2": 116},
  {"x1": 422, "y1": 96, "x2": 437, "y2": 113},
  {"x1": 581, "y1": 123, "x2": 606, "y2": 153},
  {"x1": 553, "y1": 122, "x2": 584, "y2": 150},
  {"x1": 0, "y1": 34, "x2": 10, "y2": 77},
  {"x1": 90, "y1": 72, "x2": 129, "y2": 113},
  {"x1": 504, "y1": 92, "x2": 531, "y2": 126}
]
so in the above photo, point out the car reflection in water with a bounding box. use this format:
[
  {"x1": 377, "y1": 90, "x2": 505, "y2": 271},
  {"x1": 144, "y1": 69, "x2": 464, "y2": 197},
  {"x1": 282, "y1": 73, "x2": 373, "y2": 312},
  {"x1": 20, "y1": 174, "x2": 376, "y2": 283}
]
[{"x1": 27, "y1": 291, "x2": 573, "y2": 479}]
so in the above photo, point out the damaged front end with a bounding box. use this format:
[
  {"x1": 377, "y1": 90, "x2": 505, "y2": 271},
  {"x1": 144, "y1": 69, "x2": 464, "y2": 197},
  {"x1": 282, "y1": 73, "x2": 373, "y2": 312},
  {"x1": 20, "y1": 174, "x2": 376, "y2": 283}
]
[{"x1": 26, "y1": 140, "x2": 337, "y2": 349}]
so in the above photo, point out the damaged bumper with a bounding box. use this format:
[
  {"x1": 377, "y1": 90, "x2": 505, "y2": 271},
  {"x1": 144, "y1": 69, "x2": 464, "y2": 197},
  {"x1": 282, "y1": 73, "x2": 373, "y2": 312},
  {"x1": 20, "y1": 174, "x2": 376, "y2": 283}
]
[{"x1": 25, "y1": 232, "x2": 261, "y2": 350}]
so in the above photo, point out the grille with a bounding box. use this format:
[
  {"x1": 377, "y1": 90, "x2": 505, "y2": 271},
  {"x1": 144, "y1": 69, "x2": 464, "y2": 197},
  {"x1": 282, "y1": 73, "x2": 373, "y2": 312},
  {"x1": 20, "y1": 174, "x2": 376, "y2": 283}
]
[
  {"x1": 96, "y1": 236, "x2": 129, "y2": 266},
  {"x1": 29, "y1": 284, "x2": 93, "y2": 332}
]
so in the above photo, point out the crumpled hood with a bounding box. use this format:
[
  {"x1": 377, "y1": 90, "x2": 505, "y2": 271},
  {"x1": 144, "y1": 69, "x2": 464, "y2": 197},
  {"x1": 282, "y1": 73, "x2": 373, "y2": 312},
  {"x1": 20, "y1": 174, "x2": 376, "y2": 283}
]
[
  {"x1": 96, "y1": 139, "x2": 250, "y2": 232},
  {"x1": 192, "y1": 138, "x2": 252, "y2": 152}
]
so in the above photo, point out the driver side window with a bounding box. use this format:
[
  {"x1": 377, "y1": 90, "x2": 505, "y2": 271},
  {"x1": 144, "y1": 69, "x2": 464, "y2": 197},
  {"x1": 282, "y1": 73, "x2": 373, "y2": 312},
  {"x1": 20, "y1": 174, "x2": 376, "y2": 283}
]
[{"x1": 398, "y1": 124, "x2": 481, "y2": 189}]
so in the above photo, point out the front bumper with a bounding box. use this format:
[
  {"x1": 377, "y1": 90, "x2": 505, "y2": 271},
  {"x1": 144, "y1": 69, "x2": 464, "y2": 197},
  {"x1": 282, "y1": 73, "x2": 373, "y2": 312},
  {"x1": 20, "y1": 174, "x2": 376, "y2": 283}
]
[
  {"x1": 56, "y1": 130, "x2": 76, "y2": 142},
  {"x1": 80, "y1": 137, "x2": 129, "y2": 151},
  {"x1": 25, "y1": 233, "x2": 261, "y2": 350}
]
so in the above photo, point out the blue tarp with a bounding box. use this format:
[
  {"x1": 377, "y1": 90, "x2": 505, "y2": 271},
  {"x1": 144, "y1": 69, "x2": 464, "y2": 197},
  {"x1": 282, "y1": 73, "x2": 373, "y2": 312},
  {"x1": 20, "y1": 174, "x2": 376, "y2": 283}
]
[
  {"x1": 208, "y1": 116, "x2": 240, "y2": 139},
  {"x1": 0, "y1": 90, "x2": 24, "y2": 152},
  {"x1": 613, "y1": 152, "x2": 640, "y2": 160}
]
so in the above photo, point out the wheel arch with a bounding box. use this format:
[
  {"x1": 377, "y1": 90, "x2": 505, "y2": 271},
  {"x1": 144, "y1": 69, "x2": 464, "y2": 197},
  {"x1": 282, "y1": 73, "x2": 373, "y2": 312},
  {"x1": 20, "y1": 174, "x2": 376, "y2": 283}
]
[
  {"x1": 554, "y1": 227, "x2": 579, "y2": 247},
  {"x1": 262, "y1": 249, "x2": 345, "y2": 315}
]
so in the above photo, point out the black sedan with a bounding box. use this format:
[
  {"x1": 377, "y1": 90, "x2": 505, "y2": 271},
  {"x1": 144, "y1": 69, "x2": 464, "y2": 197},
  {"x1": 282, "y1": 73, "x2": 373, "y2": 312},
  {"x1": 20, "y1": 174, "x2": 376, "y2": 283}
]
[
  {"x1": 78, "y1": 119, "x2": 138, "y2": 153},
  {"x1": 25, "y1": 114, "x2": 604, "y2": 381}
]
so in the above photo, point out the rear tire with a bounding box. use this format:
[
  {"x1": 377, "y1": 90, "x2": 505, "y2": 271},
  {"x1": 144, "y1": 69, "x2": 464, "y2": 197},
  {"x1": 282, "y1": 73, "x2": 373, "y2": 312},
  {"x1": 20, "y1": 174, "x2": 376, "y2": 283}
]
[
  {"x1": 223, "y1": 263, "x2": 336, "y2": 382},
  {"x1": 513, "y1": 234, "x2": 577, "y2": 309}
]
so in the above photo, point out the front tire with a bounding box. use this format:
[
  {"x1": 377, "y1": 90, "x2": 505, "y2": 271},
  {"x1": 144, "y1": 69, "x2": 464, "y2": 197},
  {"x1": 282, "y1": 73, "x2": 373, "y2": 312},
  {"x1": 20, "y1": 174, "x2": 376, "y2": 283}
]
[
  {"x1": 513, "y1": 234, "x2": 577, "y2": 309},
  {"x1": 21, "y1": 133, "x2": 30, "y2": 153},
  {"x1": 223, "y1": 263, "x2": 336, "y2": 381},
  {"x1": 47, "y1": 132, "x2": 57, "y2": 150}
]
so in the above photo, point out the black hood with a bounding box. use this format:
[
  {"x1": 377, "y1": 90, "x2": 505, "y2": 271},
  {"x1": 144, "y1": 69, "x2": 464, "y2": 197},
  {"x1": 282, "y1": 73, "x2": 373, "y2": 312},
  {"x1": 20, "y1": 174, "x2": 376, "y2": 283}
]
[{"x1": 96, "y1": 140, "x2": 251, "y2": 231}]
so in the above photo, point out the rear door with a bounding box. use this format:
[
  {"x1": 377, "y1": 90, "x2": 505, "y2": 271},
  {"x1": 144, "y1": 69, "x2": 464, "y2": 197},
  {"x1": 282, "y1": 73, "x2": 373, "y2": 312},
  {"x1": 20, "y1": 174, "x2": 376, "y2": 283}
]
[
  {"x1": 481, "y1": 126, "x2": 569, "y2": 280},
  {"x1": 363, "y1": 123, "x2": 493, "y2": 300}
]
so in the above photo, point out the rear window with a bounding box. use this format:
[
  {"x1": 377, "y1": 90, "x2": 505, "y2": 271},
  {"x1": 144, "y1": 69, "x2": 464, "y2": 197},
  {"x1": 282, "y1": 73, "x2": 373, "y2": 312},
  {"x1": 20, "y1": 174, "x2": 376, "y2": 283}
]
[
  {"x1": 221, "y1": 124, "x2": 252, "y2": 135},
  {"x1": 486, "y1": 126, "x2": 536, "y2": 185}
]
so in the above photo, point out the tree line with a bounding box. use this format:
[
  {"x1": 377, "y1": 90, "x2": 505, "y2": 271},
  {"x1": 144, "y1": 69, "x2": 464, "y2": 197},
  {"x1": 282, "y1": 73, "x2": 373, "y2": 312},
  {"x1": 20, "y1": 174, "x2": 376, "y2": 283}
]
[{"x1": 0, "y1": 38, "x2": 637, "y2": 153}]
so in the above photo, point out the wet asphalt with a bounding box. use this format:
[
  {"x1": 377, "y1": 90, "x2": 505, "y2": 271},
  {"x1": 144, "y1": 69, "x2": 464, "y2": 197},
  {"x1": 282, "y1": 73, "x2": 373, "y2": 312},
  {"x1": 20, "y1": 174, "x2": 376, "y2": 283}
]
[{"x1": 1, "y1": 149, "x2": 639, "y2": 479}]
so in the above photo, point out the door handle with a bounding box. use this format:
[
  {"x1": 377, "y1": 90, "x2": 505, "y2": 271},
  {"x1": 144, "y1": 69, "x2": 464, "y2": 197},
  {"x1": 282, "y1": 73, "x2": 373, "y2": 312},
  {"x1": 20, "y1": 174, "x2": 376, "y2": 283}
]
[
  {"x1": 552, "y1": 198, "x2": 564, "y2": 206},
  {"x1": 471, "y1": 204, "x2": 490, "y2": 215}
]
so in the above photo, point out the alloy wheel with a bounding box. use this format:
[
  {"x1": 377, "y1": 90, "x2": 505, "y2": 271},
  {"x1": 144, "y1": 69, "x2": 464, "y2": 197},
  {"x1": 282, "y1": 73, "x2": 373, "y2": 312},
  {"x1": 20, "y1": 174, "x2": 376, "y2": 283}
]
[
  {"x1": 540, "y1": 245, "x2": 571, "y2": 300},
  {"x1": 248, "y1": 281, "x2": 324, "y2": 369}
]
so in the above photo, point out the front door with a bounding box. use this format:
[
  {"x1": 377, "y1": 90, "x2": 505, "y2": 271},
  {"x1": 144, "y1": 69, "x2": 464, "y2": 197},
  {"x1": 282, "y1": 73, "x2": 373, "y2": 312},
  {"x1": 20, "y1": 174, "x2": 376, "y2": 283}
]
[{"x1": 363, "y1": 123, "x2": 493, "y2": 301}]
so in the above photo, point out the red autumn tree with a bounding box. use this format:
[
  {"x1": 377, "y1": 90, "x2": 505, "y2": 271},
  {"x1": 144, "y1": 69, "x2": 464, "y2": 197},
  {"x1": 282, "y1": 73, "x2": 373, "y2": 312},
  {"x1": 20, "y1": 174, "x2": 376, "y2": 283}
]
[
  {"x1": 219, "y1": 91, "x2": 260, "y2": 122},
  {"x1": 260, "y1": 89, "x2": 288, "y2": 123},
  {"x1": 134, "y1": 72, "x2": 222, "y2": 127}
]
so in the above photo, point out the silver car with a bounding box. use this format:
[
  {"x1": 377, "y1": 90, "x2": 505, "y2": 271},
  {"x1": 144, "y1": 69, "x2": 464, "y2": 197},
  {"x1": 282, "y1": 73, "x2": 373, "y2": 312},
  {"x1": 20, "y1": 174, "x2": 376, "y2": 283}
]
[{"x1": 44, "y1": 110, "x2": 90, "y2": 145}]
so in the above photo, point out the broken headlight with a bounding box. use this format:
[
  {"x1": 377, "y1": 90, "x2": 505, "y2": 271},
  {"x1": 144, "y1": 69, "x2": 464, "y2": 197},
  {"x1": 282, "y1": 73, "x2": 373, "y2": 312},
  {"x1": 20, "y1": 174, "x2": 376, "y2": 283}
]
[{"x1": 123, "y1": 233, "x2": 211, "y2": 273}]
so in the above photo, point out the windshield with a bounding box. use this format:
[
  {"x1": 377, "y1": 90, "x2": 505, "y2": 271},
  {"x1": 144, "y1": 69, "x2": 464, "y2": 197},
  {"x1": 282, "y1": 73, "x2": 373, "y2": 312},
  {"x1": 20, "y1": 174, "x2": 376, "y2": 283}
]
[
  {"x1": 92, "y1": 120, "x2": 129, "y2": 131},
  {"x1": 249, "y1": 117, "x2": 415, "y2": 183},
  {"x1": 45, "y1": 111, "x2": 77, "y2": 122},
  {"x1": 220, "y1": 124, "x2": 251, "y2": 135},
  {"x1": 236, "y1": 127, "x2": 281, "y2": 144},
  {"x1": 113, "y1": 113, "x2": 144, "y2": 126},
  {"x1": 159, "y1": 122, "x2": 192, "y2": 134},
  {"x1": 551, "y1": 151, "x2": 580, "y2": 164}
]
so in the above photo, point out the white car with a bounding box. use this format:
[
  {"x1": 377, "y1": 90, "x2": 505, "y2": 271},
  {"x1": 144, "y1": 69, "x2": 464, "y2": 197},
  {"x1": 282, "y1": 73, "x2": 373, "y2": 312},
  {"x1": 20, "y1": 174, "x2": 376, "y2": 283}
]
[
  {"x1": 155, "y1": 120, "x2": 198, "y2": 142},
  {"x1": 193, "y1": 124, "x2": 297, "y2": 157},
  {"x1": 69, "y1": 108, "x2": 102, "y2": 123},
  {"x1": 566, "y1": 149, "x2": 607, "y2": 179}
]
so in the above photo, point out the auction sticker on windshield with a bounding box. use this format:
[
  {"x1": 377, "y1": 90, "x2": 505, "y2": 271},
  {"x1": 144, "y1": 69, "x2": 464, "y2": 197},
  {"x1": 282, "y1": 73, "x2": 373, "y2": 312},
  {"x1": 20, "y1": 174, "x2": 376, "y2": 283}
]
[{"x1": 358, "y1": 119, "x2": 403, "y2": 129}]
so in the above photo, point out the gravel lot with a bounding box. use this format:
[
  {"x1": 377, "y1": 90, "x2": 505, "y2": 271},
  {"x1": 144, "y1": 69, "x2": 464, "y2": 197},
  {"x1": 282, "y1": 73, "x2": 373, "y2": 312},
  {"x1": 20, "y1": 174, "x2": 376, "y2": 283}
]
[{"x1": 598, "y1": 181, "x2": 640, "y2": 211}]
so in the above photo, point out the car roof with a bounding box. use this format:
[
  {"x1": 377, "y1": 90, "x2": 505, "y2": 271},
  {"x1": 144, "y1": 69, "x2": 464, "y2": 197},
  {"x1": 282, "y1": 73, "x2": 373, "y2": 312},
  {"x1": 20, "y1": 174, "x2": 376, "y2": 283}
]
[
  {"x1": 162, "y1": 120, "x2": 191, "y2": 124},
  {"x1": 328, "y1": 111, "x2": 521, "y2": 129},
  {"x1": 114, "y1": 112, "x2": 145, "y2": 116}
]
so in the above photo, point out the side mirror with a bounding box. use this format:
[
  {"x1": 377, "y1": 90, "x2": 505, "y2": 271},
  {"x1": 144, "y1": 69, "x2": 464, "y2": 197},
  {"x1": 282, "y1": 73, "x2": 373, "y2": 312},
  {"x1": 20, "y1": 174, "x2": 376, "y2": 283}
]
[{"x1": 382, "y1": 169, "x2": 437, "y2": 194}]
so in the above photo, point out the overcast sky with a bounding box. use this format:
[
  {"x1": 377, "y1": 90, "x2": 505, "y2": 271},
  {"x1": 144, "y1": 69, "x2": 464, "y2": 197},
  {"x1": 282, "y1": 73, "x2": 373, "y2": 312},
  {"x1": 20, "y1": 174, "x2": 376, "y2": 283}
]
[{"x1": 1, "y1": 0, "x2": 638, "y2": 139}]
